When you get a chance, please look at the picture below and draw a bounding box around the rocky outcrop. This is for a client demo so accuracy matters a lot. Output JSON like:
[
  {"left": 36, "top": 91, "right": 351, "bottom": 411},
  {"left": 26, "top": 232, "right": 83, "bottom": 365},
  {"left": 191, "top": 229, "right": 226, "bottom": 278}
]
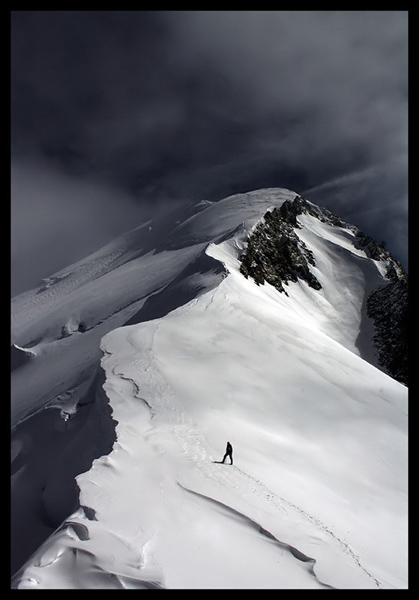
[
  {"left": 239, "top": 197, "right": 322, "bottom": 295},
  {"left": 354, "top": 231, "right": 407, "bottom": 284},
  {"left": 239, "top": 194, "right": 408, "bottom": 386},
  {"left": 352, "top": 228, "right": 408, "bottom": 385},
  {"left": 367, "top": 279, "right": 408, "bottom": 386}
]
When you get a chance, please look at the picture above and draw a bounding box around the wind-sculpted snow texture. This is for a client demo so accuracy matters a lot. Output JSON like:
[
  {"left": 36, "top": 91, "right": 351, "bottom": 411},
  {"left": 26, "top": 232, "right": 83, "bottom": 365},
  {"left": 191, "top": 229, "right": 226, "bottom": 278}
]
[
  {"left": 10, "top": 189, "right": 296, "bottom": 575},
  {"left": 12, "top": 189, "right": 408, "bottom": 588}
]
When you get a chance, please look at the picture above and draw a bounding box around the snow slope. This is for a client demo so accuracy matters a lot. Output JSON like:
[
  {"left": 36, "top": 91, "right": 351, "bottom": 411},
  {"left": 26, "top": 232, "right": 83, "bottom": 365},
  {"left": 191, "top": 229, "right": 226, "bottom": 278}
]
[
  {"left": 10, "top": 189, "right": 296, "bottom": 574},
  {"left": 11, "top": 189, "right": 296, "bottom": 427},
  {"left": 12, "top": 189, "right": 408, "bottom": 588}
]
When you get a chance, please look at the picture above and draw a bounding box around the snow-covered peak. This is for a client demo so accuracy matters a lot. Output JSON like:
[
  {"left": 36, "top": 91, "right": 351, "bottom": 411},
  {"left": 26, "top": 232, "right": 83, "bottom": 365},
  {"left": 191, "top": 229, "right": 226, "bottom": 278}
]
[
  {"left": 11, "top": 188, "right": 408, "bottom": 588},
  {"left": 11, "top": 189, "right": 296, "bottom": 426}
]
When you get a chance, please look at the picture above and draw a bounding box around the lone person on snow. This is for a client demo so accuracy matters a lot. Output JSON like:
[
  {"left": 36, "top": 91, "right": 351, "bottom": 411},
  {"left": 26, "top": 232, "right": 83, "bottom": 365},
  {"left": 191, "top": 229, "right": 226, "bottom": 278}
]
[{"left": 222, "top": 441, "right": 233, "bottom": 465}]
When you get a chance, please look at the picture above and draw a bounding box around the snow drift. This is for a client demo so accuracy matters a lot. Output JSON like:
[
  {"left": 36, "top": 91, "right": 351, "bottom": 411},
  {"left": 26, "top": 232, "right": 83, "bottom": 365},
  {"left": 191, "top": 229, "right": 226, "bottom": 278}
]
[{"left": 11, "top": 189, "right": 408, "bottom": 589}]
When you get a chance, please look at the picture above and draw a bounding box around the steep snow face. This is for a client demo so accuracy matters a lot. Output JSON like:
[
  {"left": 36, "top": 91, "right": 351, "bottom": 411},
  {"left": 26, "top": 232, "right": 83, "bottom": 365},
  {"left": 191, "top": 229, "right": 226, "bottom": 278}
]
[{"left": 13, "top": 192, "right": 407, "bottom": 589}]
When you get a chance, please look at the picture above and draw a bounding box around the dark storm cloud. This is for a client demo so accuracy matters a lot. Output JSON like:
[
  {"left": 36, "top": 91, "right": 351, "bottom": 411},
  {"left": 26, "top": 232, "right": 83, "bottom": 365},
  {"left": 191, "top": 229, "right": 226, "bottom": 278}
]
[
  {"left": 11, "top": 10, "right": 408, "bottom": 294},
  {"left": 11, "top": 159, "right": 151, "bottom": 296},
  {"left": 168, "top": 11, "right": 407, "bottom": 178},
  {"left": 13, "top": 11, "right": 406, "bottom": 186}
]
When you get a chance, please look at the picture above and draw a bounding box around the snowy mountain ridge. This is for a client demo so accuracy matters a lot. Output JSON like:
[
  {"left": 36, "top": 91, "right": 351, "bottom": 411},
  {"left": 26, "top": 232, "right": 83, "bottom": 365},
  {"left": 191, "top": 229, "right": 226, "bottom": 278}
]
[
  {"left": 237, "top": 195, "right": 407, "bottom": 384},
  {"left": 11, "top": 188, "right": 408, "bottom": 588},
  {"left": 11, "top": 189, "right": 296, "bottom": 427}
]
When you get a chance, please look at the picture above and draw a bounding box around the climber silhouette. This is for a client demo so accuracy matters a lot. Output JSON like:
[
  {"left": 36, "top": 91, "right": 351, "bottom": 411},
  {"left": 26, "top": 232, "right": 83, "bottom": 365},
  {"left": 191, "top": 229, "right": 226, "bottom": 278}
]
[{"left": 221, "top": 441, "right": 233, "bottom": 465}]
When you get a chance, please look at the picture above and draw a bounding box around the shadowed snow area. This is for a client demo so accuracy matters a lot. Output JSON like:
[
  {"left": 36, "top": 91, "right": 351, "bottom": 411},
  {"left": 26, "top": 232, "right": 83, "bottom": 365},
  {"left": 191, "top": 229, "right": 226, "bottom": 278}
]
[{"left": 12, "top": 189, "right": 407, "bottom": 589}]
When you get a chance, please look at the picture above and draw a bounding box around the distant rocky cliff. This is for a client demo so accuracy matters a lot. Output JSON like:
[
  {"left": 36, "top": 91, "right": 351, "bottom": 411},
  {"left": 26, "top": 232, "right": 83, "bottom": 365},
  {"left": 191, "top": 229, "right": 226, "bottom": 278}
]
[
  {"left": 352, "top": 221, "right": 408, "bottom": 386},
  {"left": 367, "top": 278, "right": 408, "bottom": 386}
]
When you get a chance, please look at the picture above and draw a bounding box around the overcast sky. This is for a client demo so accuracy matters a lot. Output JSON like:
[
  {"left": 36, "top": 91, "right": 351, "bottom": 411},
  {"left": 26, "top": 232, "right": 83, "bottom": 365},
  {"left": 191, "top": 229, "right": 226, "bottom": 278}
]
[{"left": 11, "top": 11, "right": 408, "bottom": 296}]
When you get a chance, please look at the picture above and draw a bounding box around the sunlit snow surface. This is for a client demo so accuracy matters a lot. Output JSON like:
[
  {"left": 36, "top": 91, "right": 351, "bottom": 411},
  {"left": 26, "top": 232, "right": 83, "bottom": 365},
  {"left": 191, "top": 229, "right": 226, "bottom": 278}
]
[{"left": 13, "top": 189, "right": 407, "bottom": 589}]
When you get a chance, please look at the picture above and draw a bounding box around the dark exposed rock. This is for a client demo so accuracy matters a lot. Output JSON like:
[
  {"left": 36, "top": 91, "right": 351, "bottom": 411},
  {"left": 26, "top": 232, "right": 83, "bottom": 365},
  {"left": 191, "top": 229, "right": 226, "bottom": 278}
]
[
  {"left": 367, "top": 279, "right": 408, "bottom": 386},
  {"left": 353, "top": 229, "right": 408, "bottom": 385},
  {"left": 354, "top": 231, "right": 407, "bottom": 285},
  {"left": 239, "top": 193, "right": 408, "bottom": 386},
  {"left": 354, "top": 231, "right": 389, "bottom": 261},
  {"left": 239, "top": 195, "right": 321, "bottom": 295}
]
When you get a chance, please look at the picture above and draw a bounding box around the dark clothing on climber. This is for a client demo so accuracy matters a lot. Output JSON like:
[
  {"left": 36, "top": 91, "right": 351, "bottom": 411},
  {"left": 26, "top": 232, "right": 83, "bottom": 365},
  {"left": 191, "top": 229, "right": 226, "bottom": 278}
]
[{"left": 222, "top": 441, "right": 233, "bottom": 465}]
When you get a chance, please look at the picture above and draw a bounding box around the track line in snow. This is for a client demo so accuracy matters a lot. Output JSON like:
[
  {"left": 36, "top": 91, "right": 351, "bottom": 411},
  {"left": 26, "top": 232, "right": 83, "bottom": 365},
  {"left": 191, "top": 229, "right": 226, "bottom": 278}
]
[
  {"left": 171, "top": 423, "right": 383, "bottom": 592},
  {"left": 178, "top": 483, "right": 335, "bottom": 589},
  {"left": 102, "top": 318, "right": 385, "bottom": 589},
  {"left": 110, "top": 358, "right": 382, "bottom": 589},
  {"left": 233, "top": 466, "right": 382, "bottom": 589}
]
